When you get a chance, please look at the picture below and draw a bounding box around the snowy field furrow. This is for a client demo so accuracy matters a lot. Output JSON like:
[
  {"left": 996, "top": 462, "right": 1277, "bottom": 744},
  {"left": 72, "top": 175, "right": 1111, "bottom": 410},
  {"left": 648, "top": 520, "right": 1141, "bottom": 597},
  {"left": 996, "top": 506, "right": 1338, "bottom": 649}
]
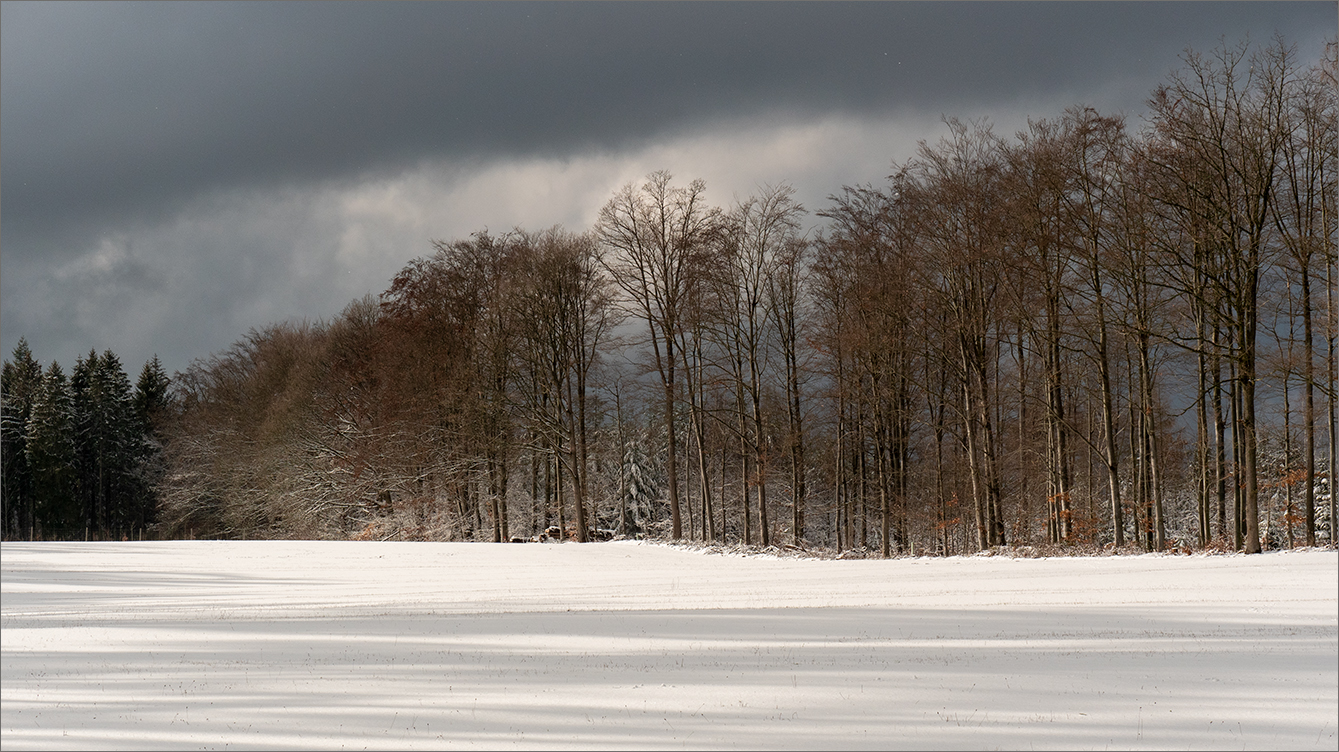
[{"left": 2, "top": 542, "right": 1335, "bottom": 750}]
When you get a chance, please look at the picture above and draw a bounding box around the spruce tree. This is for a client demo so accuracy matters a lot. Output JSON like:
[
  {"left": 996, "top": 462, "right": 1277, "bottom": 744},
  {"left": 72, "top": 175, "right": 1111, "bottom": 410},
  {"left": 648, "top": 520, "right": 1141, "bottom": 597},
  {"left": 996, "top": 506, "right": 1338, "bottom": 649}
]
[
  {"left": 2, "top": 339, "right": 43, "bottom": 538},
  {"left": 69, "top": 350, "right": 149, "bottom": 534},
  {"left": 26, "top": 362, "right": 79, "bottom": 533},
  {"left": 134, "top": 356, "right": 172, "bottom": 437},
  {"left": 620, "top": 434, "right": 658, "bottom": 536},
  {"left": 70, "top": 350, "right": 100, "bottom": 531},
  {"left": 132, "top": 355, "right": 172, "bottom": 529},
  {"left": 94, "top": 352, "right": 139, "bottom": 531}
]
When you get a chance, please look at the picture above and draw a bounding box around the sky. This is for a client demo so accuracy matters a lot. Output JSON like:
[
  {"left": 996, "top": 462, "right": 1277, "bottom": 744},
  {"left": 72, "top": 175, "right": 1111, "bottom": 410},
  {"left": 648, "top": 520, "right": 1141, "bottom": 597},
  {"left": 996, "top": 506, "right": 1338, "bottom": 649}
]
[{"left": 2, "top": 1, "right": 1334, "bottom": 378}]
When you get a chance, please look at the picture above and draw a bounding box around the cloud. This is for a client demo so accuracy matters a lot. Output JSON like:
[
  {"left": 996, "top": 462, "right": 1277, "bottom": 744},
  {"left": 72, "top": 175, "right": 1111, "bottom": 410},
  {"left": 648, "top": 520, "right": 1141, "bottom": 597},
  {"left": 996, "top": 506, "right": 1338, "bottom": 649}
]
[
  {"left": 3, "top": 1, "right": 1333, "bottom": 376},
  {"left": 6, "top": 3, "right": 1330, "bottom": 265},
  {"left": 2, "top": 111, "right": 961, "bottom": 374}
]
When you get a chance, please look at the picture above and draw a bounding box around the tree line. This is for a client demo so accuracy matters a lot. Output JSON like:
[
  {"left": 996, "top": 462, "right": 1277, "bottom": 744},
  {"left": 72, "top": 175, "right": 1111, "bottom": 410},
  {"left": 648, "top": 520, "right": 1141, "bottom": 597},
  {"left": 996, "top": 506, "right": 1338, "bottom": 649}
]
[
  {"left": 2, "top": 340, "right": 172, "bottom": 539},
  {"left": 816, "top": 38, "right": 1336, "bottom": 556},
  {"left": 5, "top": 37, "right": 1334, "bottom": 553}
]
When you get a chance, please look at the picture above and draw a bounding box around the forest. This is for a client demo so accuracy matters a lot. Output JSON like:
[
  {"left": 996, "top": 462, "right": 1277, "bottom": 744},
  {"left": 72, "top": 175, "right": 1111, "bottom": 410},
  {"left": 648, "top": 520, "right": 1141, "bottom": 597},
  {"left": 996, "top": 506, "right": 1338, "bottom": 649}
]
[
  {"left": 3, "top": 37, "right": 1336, "bottom": 555},
  {"left": 1, "top": 342, "right": 170, "bottom": 540}
]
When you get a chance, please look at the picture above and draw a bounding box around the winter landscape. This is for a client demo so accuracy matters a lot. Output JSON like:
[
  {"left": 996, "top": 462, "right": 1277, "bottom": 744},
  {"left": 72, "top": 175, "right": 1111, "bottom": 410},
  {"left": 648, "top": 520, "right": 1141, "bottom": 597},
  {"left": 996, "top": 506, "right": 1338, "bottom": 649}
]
[
  {"left": 4, "top": 5, "right": 1338, "bottom": 749},
  {"left": 3, "top": 541, "right": 1335, "bottom": 750}
]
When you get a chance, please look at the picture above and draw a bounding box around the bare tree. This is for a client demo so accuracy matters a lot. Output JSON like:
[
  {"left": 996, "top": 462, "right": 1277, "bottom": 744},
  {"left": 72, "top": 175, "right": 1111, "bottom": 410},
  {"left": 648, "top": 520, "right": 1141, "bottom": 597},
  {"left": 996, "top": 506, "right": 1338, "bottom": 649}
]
[
  {"left": 716, "top": 185, "right": 808, "bottom": 546},
  {"left": 766, "top": 206, "right": 812, "bottom": 546},
  {"left": 1061, "top": 107, "right": 1132, "bottom": 547},
  {"left": 911, "top": 119, "right": 1010, "bottom": 550},
  {"left": 1144, "top": 38, "right": 1302, "bottom": 553},
  {"left": 597, "top": 171, "right": 721, "bottom": 539},
  {"left": 1271, "top": 45, "right": 1338, "bottom": 544}
]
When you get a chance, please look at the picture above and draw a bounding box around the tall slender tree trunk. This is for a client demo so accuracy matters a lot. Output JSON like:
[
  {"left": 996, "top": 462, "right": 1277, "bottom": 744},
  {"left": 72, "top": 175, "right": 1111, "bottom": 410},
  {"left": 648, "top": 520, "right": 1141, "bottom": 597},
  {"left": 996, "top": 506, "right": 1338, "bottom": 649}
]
[
  {"left": 1212, "top": 331, "right": 1228, "bottom": 543},
  {"left": 835, "top": 353, "right": 847, "bottom": 551},
  {"left": 1284, "top": 371, "right": 1295, "bottom": 548},
  {"left": 665, "top": 339, "right": 681, "bottom": 539},
  {"left": 554, "top": 447, "right": 565, "bottom": 539},
  {"left": 1045, "top": 298, "right": 1073, "bottom": 543},
  {"left": 1196, "top": 344, "right": 1211, "bottom": 547},
  {"left": 736, "top": 372, "right": 752, "bottom": 545},
  {"left": 489, "top": 451, "right": 503, "bottom": 543},
  {"left": 530, "top": 443, "right": 539, "bottom": 536},
  {"left": 962, "top": 357, "right": 986, "bottom": 551},
  {"left": 1239, "top": 301, "right": 1263, "bottom": 555},
  {"left": 1125, "top": 338, "right": 1145, "bottom": 550},
  {"left": 874, "top": 373, "right": 891, "bottom": 558},
  {"left": 576, "top": 367, "right": 591, "bottom": 543},
  {"left": 1229, "top": 355, "right": 1243, "bottom": 550},
  {"left": 692, "top": 376, "right": 715, "bottom": 542},
  {"left": 720, "top": 442, "right": 728, "bottom": 543},
  {"left": 1089, "top": 255, "right": 1124, "bottom": 548},
  {"left": 1301, "top": 266, "right": 1317, "bottom": 545},
  {"left": 694, "top": 337, "right": 716, "bottom": 541},
  {"left": 787, "top": 342, "right": 806, "bottom": 546},
  {"left": 856, "top": 390, "right": 868, "bottom": 549},
  {"left": 750, "top": 361, "right": 770, "bottom": 548},
  {"left": 1137, "top": 333, "right": 1165, "bottom": 550},
  {"left": 1328, "top": 250, "right": 1337, "bottom": 546},
  {"left": 935, "top": 408, "right": 948, "bottom": 555},
  {"left": 1016, "top": 325, "right": 1032, "bottom": 543}
]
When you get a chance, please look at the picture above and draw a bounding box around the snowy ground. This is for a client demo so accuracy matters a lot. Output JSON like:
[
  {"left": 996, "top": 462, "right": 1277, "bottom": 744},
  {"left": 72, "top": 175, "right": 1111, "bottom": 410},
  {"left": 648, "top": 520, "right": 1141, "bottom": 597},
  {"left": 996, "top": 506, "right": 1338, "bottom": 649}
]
[{"left": 2, "top": 541, "right": 1335, "bottom": 751}]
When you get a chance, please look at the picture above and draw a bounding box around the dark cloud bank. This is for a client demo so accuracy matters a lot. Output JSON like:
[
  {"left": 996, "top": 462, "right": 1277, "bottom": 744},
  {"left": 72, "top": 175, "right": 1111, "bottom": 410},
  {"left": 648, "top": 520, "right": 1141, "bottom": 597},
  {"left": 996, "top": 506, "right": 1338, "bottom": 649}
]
[{"left": 2, "top": 1, "right": 1333, "bottom": 374}]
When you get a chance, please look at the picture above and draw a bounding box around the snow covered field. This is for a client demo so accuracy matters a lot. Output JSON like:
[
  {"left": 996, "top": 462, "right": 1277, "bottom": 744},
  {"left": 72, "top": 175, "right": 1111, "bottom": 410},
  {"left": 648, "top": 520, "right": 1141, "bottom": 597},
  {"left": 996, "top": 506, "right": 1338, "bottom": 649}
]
[{"left": 2, "top": 541, "right": 1335, "bottom": 750}]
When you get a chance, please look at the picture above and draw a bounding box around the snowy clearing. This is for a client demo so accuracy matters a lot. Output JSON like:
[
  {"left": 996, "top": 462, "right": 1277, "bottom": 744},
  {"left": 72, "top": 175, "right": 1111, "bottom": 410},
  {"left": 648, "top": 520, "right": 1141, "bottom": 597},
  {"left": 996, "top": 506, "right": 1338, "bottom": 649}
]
[{"left": 2, "top": 542, "right": 1336, "bottom": 751}]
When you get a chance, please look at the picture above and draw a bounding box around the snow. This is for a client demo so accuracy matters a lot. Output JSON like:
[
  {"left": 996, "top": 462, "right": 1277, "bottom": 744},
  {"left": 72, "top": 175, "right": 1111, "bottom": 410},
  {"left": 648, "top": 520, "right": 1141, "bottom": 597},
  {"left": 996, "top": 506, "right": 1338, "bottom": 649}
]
[{"left": 2, "top": 541, "right": 1335, "bottom": 750}]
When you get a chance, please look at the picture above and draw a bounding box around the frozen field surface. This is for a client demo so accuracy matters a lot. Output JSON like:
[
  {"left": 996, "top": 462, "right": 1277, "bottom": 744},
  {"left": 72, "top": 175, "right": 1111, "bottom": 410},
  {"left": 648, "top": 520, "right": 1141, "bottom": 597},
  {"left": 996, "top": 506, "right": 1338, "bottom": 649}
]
[{"left": 2, "top": 541, "right": 1336, "bottom": 750}]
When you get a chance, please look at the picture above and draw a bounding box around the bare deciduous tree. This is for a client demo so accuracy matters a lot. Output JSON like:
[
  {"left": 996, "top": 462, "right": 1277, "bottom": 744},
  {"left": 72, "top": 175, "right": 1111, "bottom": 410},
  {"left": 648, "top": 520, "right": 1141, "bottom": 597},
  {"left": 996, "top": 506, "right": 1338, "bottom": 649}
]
[{"left": 597, "top": 172, "right": 721, "bottom": 540}]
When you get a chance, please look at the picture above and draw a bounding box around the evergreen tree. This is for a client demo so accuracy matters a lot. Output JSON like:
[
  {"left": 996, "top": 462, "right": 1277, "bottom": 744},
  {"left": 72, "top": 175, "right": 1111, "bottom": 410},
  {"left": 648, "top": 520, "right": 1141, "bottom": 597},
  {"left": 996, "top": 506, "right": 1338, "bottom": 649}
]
[
  {"left": 70, "top": 350, "right": 100, "bottom": 530},
  {"left": 5, "top": 345, "right": 166, "bottom": 538},
  {"left": 2, "top": 338, "right": 43, "bottom": 538},
  {"left": 131, "top": 355, "right": 172, "bottom": 529},
  {"left": 134, "top": 356, "right": 172, "bottom": 438},
  {"left": 70, "top": 350, "right": 152, "bottom": 534},
  {"left": 97, "top": 352, "right": 140, "bottom": 530},
  {"left": 26, "top": 362, "right": 79, "bottom": 533},
  {"left": 620, "top": 433, "right": 658, "bottom": 536}
]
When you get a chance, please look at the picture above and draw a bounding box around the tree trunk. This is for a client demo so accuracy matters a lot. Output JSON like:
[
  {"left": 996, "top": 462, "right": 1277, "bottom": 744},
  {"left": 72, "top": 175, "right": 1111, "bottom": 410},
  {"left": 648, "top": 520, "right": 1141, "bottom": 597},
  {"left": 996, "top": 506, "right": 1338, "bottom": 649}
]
[
  {"left": 750, "top": 362, "right": 769, "bottom": 548},
  {"left": 835, "top": 353, "right": 846, "bottom": 551},
  {"left": 733, "top": 363, "right": 751, "bottom": 545},
  {"left": 1137, "top": 332, "right": 1165, "bottom": 550},
  {"left": 787, "top": 339, "right": 806, "bottom": 546},
  {"left": 1212, "top": 332, "right": 1228, "bottom": 543},
  {"left": 665, "top": 338, "right": 681, "bottom": 539},
  {"left": 692, "top": 364, "right": 716, "bottom": 542},
  {"left": 1196, "top": 343, "right": 1211, "bottom": 548},
  {"left": 575, "top": 366, "right": 590, "bottom": 543},
  {"left": 1301, "top": 265, "right": 1316, "bottom": 545},
  {"left": 875, "top": 374, "right": 891, "bottom": 558},
  {"left": 1239, "top": 303, "right": 1262, "bottom": 554},
  {"left": 1328, "top": 250, "right": 1337, "bottom": 547},
  {"left": 961, "top": 361, "right": 986, "bottom": 551}
]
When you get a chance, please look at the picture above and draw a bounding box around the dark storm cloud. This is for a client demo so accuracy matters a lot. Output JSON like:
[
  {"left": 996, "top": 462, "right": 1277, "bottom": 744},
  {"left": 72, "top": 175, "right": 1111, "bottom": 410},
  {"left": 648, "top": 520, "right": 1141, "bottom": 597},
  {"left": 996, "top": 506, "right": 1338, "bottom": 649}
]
[
  {"left": 4, "top": 1, "right": 1331, "bottom": 263},
  {"left": 3, "top": 1, "right": 1333, "bottom": 375}
]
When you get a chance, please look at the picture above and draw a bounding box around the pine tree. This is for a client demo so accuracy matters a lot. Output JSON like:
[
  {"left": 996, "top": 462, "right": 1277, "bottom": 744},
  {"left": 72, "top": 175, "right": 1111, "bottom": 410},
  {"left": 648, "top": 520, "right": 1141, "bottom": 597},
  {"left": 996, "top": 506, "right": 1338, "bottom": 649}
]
[
  {"left": 620, "top": 433, "right": 658, "bottom": 537},
  {"left": 94, "top": 351, "right": 139, "bottom": 531},
  {"left": 26, "top": 362, "right": 79, "bottom": 533},
  {"left": 2, "top": 338, "right": 43, "bottom": 538},
  {"left": 134, "top": 356, "right": 171, "bottom": 436},
  {"left": 130, "top": 355, "right": 172, "bottom": 529},
  {"left": 70, "top": 350, "right": 100, "bottom": 530},
  {"left": 70, "top": 350, "right": 155, "bottom": 535}
]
